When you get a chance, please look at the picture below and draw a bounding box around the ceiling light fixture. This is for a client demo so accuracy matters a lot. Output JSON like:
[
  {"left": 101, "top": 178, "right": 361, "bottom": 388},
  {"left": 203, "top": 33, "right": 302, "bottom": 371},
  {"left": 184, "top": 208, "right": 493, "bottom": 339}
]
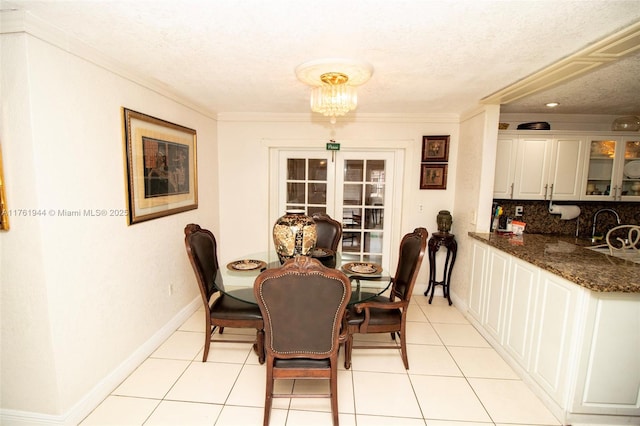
[
  {"left": 296, "top": 58, "right": 373, "bottom": 124},
  {"left": 546, "top": 102, "right": 560, "bottom": 108}
]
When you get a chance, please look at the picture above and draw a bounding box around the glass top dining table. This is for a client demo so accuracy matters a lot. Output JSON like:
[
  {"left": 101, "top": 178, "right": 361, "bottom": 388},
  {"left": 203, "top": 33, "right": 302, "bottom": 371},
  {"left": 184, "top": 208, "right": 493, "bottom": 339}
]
[{"left": 219, "top": 251, "right": 391, "bottom": 306}]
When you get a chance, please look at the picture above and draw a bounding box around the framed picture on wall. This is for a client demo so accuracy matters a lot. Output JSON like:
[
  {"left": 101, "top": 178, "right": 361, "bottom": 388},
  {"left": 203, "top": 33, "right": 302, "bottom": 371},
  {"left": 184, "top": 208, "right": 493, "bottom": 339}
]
[
  {"left": 122, "top": 108, "right": 198, "bottom": 225},
  {"left": 421, "top": 135, "right": 449, "bottom": 162},
  {"left": 420, "top": 164, "right": 448, "bottom": 190}
]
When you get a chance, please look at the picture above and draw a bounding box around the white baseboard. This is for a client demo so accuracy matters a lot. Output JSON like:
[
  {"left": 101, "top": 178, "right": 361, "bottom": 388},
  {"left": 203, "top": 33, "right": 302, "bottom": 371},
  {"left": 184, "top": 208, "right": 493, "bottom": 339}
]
[{"left": 0, "top": 297, "right": 200, "bottom": 426}]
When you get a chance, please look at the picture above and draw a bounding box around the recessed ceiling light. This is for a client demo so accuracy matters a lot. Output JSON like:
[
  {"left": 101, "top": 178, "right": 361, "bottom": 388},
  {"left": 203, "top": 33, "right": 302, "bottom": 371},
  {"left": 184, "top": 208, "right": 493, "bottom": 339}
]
[{"left": 546, "top": 102, "right": 559, "bottom": 108}]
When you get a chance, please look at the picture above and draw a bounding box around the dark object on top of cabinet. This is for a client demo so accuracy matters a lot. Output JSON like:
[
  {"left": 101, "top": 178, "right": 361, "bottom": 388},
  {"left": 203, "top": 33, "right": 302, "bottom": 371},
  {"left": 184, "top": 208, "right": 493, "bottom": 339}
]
[{"left": 517, "top": 121, "right": 551, "bottom": 130}]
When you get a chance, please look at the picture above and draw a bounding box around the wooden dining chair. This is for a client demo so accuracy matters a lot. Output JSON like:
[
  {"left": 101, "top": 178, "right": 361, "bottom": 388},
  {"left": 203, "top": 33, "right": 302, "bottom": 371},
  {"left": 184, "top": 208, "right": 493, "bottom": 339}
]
[
  {"left": 184, "top": 224, "right": 264, "bottom": 363},
  {"left": 343, "top": 227, "right": 428, "bottom": 370},
  {"left": 312, "top": 212, "right": 343, "bottom": 252},
  {"left": 253, "top": 256, "right": 351, "bottom": 426}
]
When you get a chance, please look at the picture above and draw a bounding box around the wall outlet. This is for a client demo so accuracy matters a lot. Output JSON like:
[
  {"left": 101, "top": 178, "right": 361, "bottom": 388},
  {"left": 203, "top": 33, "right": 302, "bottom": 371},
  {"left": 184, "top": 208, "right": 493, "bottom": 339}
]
[{"left": 515, "top": 206, "right": 524, "bottom": 217}]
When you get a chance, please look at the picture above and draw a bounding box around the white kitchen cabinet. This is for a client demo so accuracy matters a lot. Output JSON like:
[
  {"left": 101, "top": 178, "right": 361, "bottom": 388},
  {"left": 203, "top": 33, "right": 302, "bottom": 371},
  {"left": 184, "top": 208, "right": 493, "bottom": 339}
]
[
  {"left": 493, "top": 136, "right": 518, "bottom": 199},
  {"left": 513, "top": 136, "right": 552, "bottom": 200},
  {"left": 483, "top": 249, "right": 510, "bottom": 343},
  {"left": 468, "top": 241, "right": 488, "bottom": 321},
  {"left": 529, "top": 270, "right": 582, "bottom": 405},
  {"left": 493, "top": 132, "right": 586, "bottom": 200},
  {"left": 571, "top": 293, "right": 640, "bottom": 417},
  {"left": 548, "top": 136, "right": 586, "bottom": 200},
  {"left": 583, "top": 137, "right": 640, "bottom": 201},
  {"left": 502, "top": 258, "right": 538, "bottom": 370}
]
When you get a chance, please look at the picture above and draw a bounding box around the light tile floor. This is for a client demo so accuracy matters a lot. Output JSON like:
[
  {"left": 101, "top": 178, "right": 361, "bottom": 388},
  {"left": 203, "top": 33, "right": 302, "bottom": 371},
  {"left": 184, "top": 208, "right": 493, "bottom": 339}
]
[{"left": 80, "top": 295, "right": 561, "bottom": 426}]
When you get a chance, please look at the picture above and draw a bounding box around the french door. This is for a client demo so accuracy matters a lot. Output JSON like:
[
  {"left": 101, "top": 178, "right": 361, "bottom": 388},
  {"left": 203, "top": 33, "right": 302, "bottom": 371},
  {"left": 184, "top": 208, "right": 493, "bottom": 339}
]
[{"left": 273, "top": 149, "right": 397, "bottom": 269}]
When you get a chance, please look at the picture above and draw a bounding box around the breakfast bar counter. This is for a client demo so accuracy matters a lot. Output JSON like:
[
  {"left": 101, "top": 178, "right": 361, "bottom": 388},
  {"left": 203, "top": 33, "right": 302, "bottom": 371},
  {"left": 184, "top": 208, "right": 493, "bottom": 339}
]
[
  {"left": 468, "top": 232, "right": 639, "bottom": 292},
  {"left": 466, "top": 232, "right": 640, "bottom": 425}
]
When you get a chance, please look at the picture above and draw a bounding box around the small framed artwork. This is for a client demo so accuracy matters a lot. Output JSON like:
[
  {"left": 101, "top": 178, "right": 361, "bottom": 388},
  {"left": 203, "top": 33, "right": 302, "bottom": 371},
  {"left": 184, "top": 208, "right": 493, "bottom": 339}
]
[
  {"left": 421, "top": 135, "right": 449, "bottom": 162},
  {"left": 122, "top": 108, "right": 198, "bottom": 225},
  {"left": 420, "top": 164, "right": 448, "bottom": 190}
]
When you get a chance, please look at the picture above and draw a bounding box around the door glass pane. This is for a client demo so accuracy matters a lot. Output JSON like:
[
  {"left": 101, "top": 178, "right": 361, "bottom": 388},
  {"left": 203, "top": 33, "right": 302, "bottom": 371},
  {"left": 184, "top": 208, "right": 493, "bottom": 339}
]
[
  {"left": 343, "top": 208, "right": 362, "bottom": 229},
  {"left": 366, "top": 160, "right": 385, "bottom": 181},
  {"left": 364, "top": 232, "right": 383, "bottom": 253},
  {"left": 309, "top": 159, "right": 327, "bottom": 181},
  {"left": 343, "top": 184, "right": 362, "bottom": 205},
  {"left": 364, "top": 207, "right": 384, "bottom": 229},
  {"left": 363, "top": 254, "right": 383, "bottom": 264},
  {"left": 308, "top": 182, "right": 326, "bottom": 204},
  {"left": 365, "top": 183, "right": 385, "bottom": 205},
  {"left": 308, "top": 206, "right": 326, "bottom": 216},
  {"left": 287, "top": 158, "right": 306, "bottom": 180},
  {"left": 286, "top": 182, "right": 305, "bottom": 204},
  {"left": 341, "top": 232, "right": 361, "bottom": 254},
  {"left": 344, "top": 160, "right": 364, "bottom": 181}
]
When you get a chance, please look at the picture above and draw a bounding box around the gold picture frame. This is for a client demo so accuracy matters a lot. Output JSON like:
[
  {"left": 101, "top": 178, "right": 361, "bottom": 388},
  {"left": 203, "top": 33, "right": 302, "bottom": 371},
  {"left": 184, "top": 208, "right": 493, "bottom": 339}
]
[{"left": 122, "top": 108, "right": 198, "bottom": 225}]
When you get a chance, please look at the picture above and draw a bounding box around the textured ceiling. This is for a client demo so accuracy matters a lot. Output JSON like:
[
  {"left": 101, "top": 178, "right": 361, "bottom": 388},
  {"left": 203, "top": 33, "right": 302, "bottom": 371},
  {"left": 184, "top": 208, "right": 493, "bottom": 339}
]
[
  {"left": 500, "top": 51, "right": 640, "bottom": 115},
  {"left": 2, "top": 0, "right": 640, "bottom": 117}
]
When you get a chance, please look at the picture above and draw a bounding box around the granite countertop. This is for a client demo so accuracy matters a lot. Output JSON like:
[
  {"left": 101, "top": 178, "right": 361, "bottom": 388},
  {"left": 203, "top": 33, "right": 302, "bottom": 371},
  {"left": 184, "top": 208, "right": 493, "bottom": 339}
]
[{"left": 469, "top": 232, "right": 639, "bottom": 293}]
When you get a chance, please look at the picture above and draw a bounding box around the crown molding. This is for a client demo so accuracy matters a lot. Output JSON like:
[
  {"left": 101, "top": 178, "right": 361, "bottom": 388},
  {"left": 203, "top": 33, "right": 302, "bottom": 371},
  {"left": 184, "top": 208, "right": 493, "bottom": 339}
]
[
  {"left": 217, "top": 112, "right": 460, "bottom": 124},
  {"left": 482, "top": 20, "right": 640, "bottom": 105},
  {"left": 1, "top": 9, "right": 218, "bottom": 120}
]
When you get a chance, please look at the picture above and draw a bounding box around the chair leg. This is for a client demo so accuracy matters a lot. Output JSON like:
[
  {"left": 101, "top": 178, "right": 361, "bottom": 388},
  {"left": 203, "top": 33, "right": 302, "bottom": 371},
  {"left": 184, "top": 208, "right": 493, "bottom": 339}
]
[
  {"left": 330, "top": 361, "right": 339, "bottom": 426},
  {"left": 263, "top": 363, "right": 274, "bottom": 426},
  {"left": 202, "top": 322, "right": 213, "bottom": 362},
  {"left": 344, "top": 333, "right": 353, "bottom": 369},
  {"left": 256, "top": 329, "right": 265, "bottom": 364},
  {"left": 399, "top": 329, "right": 409, "bottom": 369}
]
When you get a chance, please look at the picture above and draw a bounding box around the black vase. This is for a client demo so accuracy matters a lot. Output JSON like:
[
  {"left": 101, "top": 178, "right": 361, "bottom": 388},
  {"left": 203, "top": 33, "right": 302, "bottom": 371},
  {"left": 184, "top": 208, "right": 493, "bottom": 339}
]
[{"left": 437, "top": 210, "right": 452, "bottom": 233}]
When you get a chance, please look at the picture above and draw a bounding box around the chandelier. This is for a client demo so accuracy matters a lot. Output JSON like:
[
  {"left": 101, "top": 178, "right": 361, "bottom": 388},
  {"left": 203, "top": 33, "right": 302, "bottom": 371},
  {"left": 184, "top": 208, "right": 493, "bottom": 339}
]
[{"left": 296, "top": 58, "right": 373, "bottom": 124}]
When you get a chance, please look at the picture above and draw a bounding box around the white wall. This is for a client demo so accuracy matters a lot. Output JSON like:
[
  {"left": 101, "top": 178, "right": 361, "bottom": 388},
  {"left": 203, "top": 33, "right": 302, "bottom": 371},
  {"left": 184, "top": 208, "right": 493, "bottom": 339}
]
[
  {"left": 0, "top": 33, "right": 218, "bottom": 420},
  {"left": 451, "top": 105, "right": 500, "bottom": 304},
  {"left": 216, "top": 114, "right": 462, "bottom": 293}
]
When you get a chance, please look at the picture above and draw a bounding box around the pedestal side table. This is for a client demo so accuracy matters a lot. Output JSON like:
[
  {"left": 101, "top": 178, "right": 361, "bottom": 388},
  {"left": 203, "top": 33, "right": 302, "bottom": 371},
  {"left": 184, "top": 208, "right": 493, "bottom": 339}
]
[{"left": 424, "top": 232, "right": 457, "bottom": 305}]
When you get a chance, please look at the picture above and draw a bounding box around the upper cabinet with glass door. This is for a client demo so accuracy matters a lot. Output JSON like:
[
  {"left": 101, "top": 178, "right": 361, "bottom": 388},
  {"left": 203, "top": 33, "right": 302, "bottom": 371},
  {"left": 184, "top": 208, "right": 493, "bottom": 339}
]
[
  {"left": 618, "top": 138, "right": 640, "bottom": 200},
  {"left": 583, "top": 137, "right": 640, "bottom": 201}
]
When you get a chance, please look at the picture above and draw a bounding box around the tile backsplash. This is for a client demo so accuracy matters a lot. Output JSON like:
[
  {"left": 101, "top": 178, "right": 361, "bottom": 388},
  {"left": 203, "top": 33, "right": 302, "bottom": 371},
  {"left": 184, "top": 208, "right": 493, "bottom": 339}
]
[{"left": 492, "top": 199, "right": 640, "bottom": 238}]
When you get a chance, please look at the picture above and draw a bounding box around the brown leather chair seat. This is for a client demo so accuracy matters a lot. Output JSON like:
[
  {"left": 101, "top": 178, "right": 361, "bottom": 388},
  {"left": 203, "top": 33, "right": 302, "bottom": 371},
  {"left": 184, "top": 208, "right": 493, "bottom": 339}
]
[{"left": 210, "top": 295, "right": 264, "bottom": 320}]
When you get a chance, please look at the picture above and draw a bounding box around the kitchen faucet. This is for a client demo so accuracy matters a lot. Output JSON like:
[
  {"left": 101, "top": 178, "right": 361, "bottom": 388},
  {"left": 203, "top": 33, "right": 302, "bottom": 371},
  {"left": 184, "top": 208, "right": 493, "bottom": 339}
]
[{"left": 591, "top": 208, "right": 621, "bottom": 242}]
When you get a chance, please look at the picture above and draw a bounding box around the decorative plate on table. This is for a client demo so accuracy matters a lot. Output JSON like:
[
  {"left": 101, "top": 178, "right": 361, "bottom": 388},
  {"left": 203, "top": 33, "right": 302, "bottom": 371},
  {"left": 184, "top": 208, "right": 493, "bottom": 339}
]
[
  {"left": 342, "top": 262, "right": 383, "bottom": 275},
  {"left": 624, "top": 160, "right": 640, "bottom": 178},
  {"left": 227, "top": 259, "right": 266, "bottom": 271},
  {"left": 310, "top": 248, "right": 335, "bottom": 258}
]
